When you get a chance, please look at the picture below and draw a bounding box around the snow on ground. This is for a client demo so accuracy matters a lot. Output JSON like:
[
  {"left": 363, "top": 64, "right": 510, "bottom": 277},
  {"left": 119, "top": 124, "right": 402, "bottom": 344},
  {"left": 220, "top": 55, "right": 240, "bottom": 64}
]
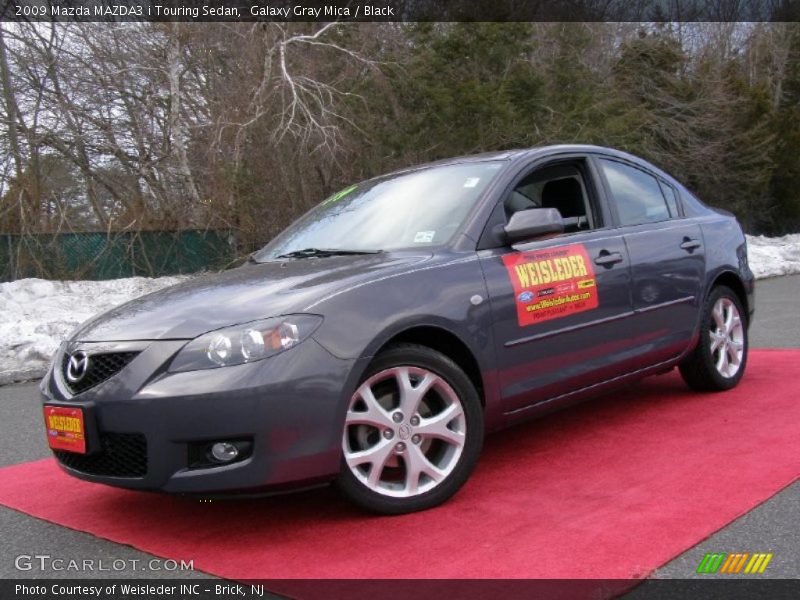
[
  {"left": 0, "top": 275, "right": 191, "bottom": 385},
  {"left": 0, "top": 234, "right": 799, "bottom": 384},
  {"left": 745, "top": 234, "right": 800, "bottom": 280}
]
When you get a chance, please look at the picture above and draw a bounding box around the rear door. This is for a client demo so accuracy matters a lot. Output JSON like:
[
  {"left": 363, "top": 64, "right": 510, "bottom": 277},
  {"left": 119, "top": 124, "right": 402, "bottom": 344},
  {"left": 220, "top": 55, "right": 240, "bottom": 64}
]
[
  {"left": 595, "top": 157, "right": 705, "bottom": 364},
  {"left": 477, "top": 156, "right": 636, "bottom": 414}
]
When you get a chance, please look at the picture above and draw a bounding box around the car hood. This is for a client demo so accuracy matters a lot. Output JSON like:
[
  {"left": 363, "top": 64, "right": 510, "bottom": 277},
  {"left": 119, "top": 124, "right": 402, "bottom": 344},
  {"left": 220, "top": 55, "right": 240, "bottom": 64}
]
[{"left": 71, "top": 251, "right": 432, "bottom": 342}]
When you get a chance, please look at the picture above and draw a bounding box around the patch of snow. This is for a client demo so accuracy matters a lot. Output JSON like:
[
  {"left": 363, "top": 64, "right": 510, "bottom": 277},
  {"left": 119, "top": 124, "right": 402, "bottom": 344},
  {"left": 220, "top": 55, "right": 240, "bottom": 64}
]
[
  {"left": 746, "top": 234, "right": 800, "bottom": 280},
  {"left": 0, "top": 275, "right": 191, "bottom": 385}
]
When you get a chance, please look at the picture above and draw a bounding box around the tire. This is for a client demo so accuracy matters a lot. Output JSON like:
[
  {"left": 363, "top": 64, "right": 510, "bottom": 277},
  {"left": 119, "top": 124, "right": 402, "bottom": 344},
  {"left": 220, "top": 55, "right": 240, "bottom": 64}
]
[
  {"left": 336, "top": 343, "right": 484, "bottom": 515},
  {"left": 679, "top": 285, "right": 748, "bottom": 392}
]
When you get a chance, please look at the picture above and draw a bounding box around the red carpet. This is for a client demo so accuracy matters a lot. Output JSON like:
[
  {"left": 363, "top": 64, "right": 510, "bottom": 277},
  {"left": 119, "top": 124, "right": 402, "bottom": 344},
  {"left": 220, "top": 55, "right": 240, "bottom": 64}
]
[{"left": 0, "top": 349, "right": 798, "bottom": 587}]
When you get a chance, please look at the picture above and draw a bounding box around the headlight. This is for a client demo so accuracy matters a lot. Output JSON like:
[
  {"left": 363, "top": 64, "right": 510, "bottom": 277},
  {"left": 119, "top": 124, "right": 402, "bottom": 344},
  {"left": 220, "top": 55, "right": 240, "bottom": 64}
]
[{"left": 169, "top": 315, "right": 323, "bottom": 372}]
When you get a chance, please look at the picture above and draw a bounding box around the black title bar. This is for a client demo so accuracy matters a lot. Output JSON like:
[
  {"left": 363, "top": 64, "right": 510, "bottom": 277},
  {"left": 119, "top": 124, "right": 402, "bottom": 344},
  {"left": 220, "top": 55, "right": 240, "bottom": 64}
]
[{"left": 3, "top": 0, "right": 800, "bottom": 23}]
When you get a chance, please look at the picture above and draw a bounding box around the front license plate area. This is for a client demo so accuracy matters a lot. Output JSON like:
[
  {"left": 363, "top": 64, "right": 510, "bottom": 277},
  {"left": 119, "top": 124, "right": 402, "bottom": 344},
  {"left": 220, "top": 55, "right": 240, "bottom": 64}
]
[{"left": 44, "top": 405, "right": 86, "bottom": 454}]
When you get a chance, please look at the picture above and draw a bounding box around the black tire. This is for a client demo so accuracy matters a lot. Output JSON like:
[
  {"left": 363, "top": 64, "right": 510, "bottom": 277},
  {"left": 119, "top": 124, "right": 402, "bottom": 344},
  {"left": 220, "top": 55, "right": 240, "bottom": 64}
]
[
  {"left": 336, "top": 343, "right": 484, "bottom": 515},
  {"left": 679, "top": 285, "right": 748, "bottom": 392}
]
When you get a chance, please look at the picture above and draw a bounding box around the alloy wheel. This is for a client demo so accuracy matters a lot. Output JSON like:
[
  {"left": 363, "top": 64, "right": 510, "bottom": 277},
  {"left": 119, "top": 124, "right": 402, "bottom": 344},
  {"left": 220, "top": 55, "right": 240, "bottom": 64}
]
[
  {"left": 708, "top": 296, "right": 744, "bottom": 378},
  {"left": 342, "top": 366, "right": 467, "bottom": 498}
]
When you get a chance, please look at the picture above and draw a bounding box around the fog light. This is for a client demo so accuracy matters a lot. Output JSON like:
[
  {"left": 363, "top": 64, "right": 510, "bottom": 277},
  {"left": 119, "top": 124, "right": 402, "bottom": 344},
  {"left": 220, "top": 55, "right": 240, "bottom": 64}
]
[{"left": 210, "top": 442, "right": 239, "bottom": 462}]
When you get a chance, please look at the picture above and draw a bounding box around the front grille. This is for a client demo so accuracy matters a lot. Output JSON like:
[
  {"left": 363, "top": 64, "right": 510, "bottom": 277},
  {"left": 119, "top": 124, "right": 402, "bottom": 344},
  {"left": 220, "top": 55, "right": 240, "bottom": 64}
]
[
  {"left": 63, "top": 351, "right": 139, "bottom": 395},
  {"left": 54, "top": 433, "right": 147, "bottom": 478}
]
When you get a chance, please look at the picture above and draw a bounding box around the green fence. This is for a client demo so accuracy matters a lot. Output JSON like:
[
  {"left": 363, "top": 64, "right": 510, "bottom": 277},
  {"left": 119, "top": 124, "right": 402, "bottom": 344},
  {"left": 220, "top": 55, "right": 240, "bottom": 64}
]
[{"left": 0, "top": 230, "right": 236, "bottom": 282}]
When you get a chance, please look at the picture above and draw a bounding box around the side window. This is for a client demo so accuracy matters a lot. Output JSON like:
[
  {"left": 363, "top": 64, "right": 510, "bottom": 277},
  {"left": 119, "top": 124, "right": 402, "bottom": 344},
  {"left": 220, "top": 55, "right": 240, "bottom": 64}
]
[
  {"left": 503, "top": 162, "right": 597, "bottom": 233},
  {"left": 659, "top": 181, "right": 681, "bottom": 218},
  {"left": 599, "top": 159, "right": 671, "bottom": 226}
]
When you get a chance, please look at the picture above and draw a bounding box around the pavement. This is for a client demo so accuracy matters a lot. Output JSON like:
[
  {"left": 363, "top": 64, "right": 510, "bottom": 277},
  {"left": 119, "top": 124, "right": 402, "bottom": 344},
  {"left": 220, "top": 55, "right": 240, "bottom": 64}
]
[{"left": 0, "top": 275, "right": 797, "bottom": 584}]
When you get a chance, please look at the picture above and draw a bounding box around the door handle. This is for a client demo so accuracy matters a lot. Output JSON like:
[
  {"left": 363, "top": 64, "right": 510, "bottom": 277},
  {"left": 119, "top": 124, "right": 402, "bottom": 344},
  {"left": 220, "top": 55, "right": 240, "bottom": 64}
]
[
  {"left": 680, "top": 238, "right": 702, "bottom": 252},
  {"left": 594, "top": 251, "right": 624, "bottom": 267}
]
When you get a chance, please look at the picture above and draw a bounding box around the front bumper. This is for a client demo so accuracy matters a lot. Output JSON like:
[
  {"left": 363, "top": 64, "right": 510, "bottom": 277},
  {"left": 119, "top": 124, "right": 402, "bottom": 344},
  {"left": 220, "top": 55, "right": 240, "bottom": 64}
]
[{"left": 41, "top": 338, "right": 361, "bottom": 494}]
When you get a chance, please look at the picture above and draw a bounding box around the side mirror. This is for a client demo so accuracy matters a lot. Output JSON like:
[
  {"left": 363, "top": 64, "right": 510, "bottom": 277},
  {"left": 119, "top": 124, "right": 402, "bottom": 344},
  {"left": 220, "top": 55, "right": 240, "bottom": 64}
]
[{"left": 503, "top": 208, "right": 564, "bottom": 245}]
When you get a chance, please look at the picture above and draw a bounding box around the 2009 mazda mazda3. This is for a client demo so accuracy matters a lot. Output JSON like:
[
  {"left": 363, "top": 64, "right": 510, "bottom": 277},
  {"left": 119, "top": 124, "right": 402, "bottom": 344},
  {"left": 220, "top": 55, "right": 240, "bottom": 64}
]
[{"left": 41, "top": 145, "right": 754, "bottom": 514}]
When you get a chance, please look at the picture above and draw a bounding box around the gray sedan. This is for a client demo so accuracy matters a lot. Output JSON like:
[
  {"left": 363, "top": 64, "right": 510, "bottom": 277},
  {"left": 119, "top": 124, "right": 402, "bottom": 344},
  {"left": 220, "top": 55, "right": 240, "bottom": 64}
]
[{"left": 41, "top": 145, "right": 754, "bottom": 514}]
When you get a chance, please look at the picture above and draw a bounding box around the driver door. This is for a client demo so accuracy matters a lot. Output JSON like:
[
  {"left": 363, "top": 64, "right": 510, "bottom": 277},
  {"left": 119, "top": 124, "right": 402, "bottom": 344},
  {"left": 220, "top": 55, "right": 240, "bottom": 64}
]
[{"left": 477, "top": 157, "right": 636, "bottom": 415}]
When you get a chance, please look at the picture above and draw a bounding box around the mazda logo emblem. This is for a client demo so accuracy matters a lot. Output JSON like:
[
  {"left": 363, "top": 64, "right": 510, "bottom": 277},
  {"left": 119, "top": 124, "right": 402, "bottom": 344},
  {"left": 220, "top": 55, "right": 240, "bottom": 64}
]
[{"left": 66, "top": 351, "right": 90, "bottom": 383}]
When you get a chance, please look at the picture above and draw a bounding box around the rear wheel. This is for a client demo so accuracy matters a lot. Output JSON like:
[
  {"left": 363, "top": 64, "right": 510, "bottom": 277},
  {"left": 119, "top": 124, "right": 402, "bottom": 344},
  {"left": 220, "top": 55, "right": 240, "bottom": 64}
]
[
  {"left": 679, "top": 285, "right": 748, "bottom": 391},
  {"left": 336, "top": 344, "right": 483, "bottom": 514}
]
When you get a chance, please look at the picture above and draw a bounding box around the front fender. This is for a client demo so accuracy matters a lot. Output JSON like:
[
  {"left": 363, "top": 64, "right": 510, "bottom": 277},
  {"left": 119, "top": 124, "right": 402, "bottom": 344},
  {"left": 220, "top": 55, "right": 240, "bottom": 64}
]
[
  {"left": 309, "top": 251, "right": 505, "bottom": 431},
  {"left": 310, "top": 252, "right": 492, "bottom": 361}
]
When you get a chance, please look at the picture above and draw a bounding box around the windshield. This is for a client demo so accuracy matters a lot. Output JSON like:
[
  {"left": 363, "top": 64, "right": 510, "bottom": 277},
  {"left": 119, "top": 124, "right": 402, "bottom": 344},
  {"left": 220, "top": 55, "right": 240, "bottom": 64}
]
[{"left": 252, "top": 161, "right": 504, "bottom": 261}]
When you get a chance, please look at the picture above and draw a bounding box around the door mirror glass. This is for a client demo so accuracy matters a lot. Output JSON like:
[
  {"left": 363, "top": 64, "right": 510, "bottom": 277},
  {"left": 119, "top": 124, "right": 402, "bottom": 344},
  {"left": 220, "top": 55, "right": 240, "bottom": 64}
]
[{"left": 503, "top": 208, "right": 564, "bottom": 245}]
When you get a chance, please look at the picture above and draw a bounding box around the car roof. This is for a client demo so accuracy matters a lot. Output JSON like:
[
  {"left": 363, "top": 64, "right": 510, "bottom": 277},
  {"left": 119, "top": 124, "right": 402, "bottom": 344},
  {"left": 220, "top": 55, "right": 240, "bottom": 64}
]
[{"left": 387, "top": 145, "right": 672, "bottom": 179}]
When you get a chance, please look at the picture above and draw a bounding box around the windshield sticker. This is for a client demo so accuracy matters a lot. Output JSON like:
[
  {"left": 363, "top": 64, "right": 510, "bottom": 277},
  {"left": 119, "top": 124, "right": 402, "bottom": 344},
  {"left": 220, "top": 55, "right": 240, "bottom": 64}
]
[
  {"left": 321, "top": 184, "right": 358, "bottom": 206},
  {"left": 463, "top": 177, "right": 481, "bottom": 188},
  {"left": 413, "top": 231, "right": 436, "bottom": 243},
  {"left": 502, "top": 243, "right": 599, "bottom": 326}
]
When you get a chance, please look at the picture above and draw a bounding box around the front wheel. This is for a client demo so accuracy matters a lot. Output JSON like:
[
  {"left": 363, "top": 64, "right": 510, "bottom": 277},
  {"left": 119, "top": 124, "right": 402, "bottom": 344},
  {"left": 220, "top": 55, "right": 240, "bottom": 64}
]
[
  {"left": 679, "top": 285, "right": 748, "bottom": 392},
  {"left": 336, "top": 343, "right": 483, "bottom": 515}
]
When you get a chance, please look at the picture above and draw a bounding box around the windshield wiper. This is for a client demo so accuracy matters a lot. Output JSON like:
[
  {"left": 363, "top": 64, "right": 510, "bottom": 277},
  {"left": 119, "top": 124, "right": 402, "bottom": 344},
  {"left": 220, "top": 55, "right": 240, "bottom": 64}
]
[{"left": 275, "top": 248, "right": 382, "bottom": 260}]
